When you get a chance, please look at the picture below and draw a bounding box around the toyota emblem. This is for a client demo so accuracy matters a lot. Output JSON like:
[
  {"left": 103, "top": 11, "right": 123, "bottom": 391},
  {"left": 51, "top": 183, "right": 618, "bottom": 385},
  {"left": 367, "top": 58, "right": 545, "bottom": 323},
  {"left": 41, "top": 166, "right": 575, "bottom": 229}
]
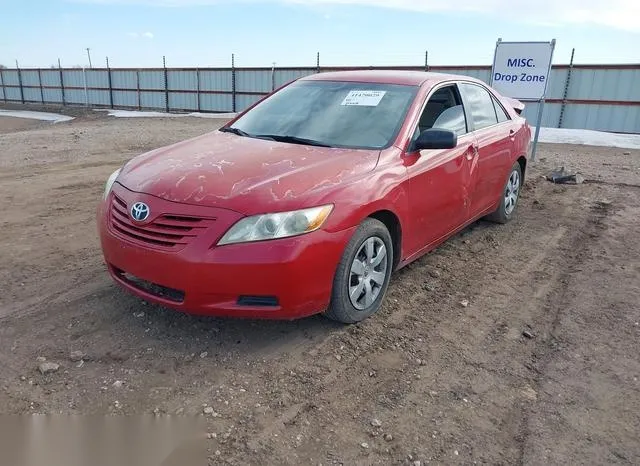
[{"left": 130, "top": 202, "right": 150, "bottom": 222}]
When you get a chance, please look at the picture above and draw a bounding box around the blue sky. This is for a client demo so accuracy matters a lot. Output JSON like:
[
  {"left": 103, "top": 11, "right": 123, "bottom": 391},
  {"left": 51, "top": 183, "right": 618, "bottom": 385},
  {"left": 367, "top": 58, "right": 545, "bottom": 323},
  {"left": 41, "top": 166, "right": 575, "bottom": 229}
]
[{"left": 2, "top": 0, "right": 638, "bottom": 68}]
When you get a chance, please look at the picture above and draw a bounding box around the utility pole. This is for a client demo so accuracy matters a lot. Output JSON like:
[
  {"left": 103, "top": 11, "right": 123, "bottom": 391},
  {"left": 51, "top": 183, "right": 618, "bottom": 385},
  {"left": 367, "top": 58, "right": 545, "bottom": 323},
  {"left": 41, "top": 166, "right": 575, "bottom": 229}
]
[{"left": 86, "top": 48, "right": 92, "bottom": 68}]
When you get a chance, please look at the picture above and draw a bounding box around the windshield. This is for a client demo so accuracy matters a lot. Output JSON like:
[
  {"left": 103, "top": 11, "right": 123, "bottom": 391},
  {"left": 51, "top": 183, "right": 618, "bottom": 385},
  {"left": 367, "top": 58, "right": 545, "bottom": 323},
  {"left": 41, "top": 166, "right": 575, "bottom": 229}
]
[{"left": 227, "top": 81, "right": 418, "bottom": 149}]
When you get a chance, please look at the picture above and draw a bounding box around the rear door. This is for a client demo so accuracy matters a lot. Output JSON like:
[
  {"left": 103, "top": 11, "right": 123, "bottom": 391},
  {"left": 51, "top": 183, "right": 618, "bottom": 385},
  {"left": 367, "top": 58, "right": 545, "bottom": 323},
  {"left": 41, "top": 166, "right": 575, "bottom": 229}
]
[{"left": 458, "top": 82, "right": 514, "bottom": 217}]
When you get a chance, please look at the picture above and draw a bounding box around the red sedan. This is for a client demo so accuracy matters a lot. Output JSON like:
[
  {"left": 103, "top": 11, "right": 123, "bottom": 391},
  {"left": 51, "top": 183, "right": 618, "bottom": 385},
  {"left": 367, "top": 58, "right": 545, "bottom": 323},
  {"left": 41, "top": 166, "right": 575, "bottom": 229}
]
[{"left": 98, "top": 71, "right": 531, "bottom": 323}]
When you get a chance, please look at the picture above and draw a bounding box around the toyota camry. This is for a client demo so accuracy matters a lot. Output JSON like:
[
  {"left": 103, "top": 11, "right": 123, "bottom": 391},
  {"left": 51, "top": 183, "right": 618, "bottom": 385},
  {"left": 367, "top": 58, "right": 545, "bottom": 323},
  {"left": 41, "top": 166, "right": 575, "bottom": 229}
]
[{"left": 98, "top": 70, "right": 531, "bottom": 323}]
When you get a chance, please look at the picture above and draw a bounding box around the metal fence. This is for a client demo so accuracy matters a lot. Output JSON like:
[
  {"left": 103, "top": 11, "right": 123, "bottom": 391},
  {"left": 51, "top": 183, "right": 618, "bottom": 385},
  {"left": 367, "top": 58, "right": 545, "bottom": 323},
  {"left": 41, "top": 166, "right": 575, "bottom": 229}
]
[{"left": 1, "top": 62, "right": 638, "bottom": 133}]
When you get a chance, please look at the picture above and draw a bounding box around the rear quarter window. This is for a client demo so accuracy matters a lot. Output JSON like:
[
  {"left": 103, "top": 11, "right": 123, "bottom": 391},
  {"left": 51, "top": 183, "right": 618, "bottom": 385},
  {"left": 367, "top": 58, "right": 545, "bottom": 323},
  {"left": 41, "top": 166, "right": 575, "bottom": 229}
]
[
  {"left": 458, "top": 83, "right": 499, "bottom": 131},
  {"left": 492, "top": 95, "right": 510, "bottom": 123}
]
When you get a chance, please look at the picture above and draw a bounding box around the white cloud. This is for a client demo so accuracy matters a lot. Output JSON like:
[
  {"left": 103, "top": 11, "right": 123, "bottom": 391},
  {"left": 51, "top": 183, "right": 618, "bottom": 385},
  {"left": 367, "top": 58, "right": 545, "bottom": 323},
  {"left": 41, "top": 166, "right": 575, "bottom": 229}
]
[
  {"left": 126, "top": 31, "right": 154, "bottom": 39},
  {"left": 73, "top": 0, "right": 640, "bottom": 32}
]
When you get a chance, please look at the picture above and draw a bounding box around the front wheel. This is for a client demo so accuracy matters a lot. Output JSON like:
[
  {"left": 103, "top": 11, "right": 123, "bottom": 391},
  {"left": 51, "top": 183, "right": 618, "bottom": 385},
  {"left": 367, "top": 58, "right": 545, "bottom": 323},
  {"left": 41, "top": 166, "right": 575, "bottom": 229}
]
[
  {"left": 324, "top": 218, "right": 393, "bottom": 324},
  {"left": 485, "top": 161, "right": 522, "bottom": 224}
]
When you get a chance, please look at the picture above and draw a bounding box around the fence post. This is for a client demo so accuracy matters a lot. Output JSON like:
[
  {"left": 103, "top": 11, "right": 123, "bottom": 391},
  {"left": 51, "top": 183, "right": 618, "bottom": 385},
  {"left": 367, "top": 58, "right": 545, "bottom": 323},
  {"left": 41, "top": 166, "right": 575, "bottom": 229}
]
[
  {"left": 163, "top": 56, "right": 169, "bottom": 113},
  {"left": 136, "top": 69, "right": 141, "bottom": 110},
  {"left": 106, "top": 56, "right": 114, "bottom": 109},
  {"left": 196, "top": 67, "right": 201, "bottom": 113},
  {"left": 0, "top": 68, "right": 6, "bottom": 103},
  {"left": 82, "top": 67, "right": 89, "bottom": 107},
  {"left": 425, "top": 51, "right": 429, "bottom": 72},
  {"left": 271, "top": 62, "right": 276, "bottom": 91},
  {"left": 58, "top": 58, "right": 66, "bottom": 106},
  {"left": 231, "top": 53, "right": 236, "bottom": 113},
  {"left": 558, "top": 48, "right": 575, "bottom": 129},
  {"left": 16, "top": 60, "right": 25, "bottom": 104},
  {"left": 37, "top": 68, "right": 44, "bottom": 103},
  {"left": 316, "top": 52, "right": 320, "bottom": 73}
]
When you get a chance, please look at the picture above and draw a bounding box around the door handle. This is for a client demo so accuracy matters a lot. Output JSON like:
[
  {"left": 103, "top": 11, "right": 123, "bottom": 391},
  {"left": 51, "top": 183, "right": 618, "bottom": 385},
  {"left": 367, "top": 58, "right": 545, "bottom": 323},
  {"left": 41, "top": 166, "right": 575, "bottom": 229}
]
[{"left": 465, "top": 144, "right": 478, "bottom": 161}]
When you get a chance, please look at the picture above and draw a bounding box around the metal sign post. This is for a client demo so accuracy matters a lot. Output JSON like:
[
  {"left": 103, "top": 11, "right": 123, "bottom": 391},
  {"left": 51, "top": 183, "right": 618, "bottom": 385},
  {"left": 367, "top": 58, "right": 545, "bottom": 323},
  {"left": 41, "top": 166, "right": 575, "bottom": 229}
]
[
  {"left": 530, "top": 99, "right": 546, "bottom": 162},
  {"left": 490, "top": 38, "right": 555, "bottom": 162}
]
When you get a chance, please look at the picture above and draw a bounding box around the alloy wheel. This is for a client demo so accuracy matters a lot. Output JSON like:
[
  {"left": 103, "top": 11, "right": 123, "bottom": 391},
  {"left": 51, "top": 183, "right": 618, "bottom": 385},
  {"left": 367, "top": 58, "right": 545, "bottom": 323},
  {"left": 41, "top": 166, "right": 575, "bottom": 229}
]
[
  {"left": 348, "top": 237, "right": 388, "bottom": 310},
  {"left": 504, "top": 169, "right": 520, "bottom": 215}
]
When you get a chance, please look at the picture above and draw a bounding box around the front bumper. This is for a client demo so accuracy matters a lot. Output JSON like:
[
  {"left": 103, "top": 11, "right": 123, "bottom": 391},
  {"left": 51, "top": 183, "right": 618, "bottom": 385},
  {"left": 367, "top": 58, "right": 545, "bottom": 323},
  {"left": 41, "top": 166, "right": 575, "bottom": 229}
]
[{"left": 98, "top": 185, "right": 354, "bottom": 319}]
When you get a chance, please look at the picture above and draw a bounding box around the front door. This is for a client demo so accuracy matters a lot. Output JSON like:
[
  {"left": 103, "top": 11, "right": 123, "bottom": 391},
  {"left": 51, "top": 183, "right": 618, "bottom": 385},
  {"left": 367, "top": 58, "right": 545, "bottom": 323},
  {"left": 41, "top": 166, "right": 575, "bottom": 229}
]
[{"left": 403, "top": 84, "right": 477, "bottom": 258}]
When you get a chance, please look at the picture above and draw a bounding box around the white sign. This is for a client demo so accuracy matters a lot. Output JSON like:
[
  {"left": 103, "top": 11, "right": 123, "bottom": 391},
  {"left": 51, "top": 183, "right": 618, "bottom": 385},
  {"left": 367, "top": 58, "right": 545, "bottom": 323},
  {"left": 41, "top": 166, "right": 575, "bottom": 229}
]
[
  {"left": 341, "top": 90, "right": 386, "bottom": 107},
  {"left": 490, "top": 41, "right": 554, "bottom": 100}
]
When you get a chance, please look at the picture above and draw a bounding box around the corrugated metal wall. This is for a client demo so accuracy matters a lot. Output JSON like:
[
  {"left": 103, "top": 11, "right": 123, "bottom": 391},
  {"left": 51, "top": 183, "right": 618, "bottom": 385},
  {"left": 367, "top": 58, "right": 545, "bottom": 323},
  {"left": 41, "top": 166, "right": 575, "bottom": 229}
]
[
  {"left": 111, "top": 70, "right": 137, "bottom": 88},
  {"left": 40, "top": 70, "right": 61, "bottom": 86},
  {"left": 236, "top": 70, "right": 272, "bottom": 93},
  {"left": 139, "top": 71, "right": 165, "bottom": 90},
  {"left": 113, "top": 90, "right": 137, "bottom": 108},
  {"left": 1, "top": 65, "right": 638, "bottom": 133},
  {"left": 200, "top": 70, "right": 233, "bottom": 91}
]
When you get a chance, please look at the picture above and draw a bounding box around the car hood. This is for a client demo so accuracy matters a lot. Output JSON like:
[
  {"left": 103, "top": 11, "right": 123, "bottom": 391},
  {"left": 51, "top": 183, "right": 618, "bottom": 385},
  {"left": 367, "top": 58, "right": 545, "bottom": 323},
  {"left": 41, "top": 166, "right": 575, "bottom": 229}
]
[{"left": 117, "top": 131, "right": 380, "bottom": 215}]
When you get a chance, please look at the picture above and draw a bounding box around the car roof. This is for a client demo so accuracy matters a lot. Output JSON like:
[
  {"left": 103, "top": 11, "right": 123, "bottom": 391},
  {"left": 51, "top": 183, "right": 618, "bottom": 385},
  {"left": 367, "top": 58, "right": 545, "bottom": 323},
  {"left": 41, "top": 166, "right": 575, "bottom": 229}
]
[{"left": 300, "top": 70, "right": 484, "bottom": 87}]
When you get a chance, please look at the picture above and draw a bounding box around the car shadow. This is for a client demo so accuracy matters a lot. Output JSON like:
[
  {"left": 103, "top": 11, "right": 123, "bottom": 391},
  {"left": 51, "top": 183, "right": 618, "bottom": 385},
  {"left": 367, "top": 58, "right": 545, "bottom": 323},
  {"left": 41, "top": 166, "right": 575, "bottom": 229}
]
[
  {"left": 107, "top": 288, "right": 344, "bottom": 361},
  {"left": 98, "top": 218, "right": 498, "bottom": 360}
]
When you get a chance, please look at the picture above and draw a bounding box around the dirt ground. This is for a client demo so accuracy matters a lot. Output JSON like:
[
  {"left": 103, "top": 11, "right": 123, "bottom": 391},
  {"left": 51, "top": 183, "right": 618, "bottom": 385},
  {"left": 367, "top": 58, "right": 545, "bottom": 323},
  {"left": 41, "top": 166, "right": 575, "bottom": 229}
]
[
  {"left": 0, "top": 106, "right": 639, "bottom": 465},
  {"left": 0, "top": 116, "right": 48, "bottom": 134}
]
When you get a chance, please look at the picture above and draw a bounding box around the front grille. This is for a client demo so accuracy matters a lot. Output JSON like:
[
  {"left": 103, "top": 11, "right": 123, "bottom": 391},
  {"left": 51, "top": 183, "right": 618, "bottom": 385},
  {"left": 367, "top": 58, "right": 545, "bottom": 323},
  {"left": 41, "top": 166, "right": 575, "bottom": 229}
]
[
  {"left": 109, "top": 193, "right": 215, "bottom": 250},
  {"left": 114, "top": 268, "right": 185, "bottom": 303}
]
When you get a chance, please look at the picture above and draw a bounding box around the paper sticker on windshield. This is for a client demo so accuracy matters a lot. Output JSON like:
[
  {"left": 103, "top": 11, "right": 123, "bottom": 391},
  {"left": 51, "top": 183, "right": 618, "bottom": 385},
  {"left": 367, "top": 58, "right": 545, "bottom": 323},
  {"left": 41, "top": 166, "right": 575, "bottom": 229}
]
[{"left": 341, "top": 90, "right": 386, "bottom": 107}]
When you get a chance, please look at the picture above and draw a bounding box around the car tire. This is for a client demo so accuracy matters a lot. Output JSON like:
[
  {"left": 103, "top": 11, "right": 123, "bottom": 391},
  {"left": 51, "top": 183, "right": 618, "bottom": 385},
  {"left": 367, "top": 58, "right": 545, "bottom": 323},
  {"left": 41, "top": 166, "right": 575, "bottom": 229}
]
[
  {"left": 485, "top": 161, "right": 522, "bottom": 224},
  {"left": 324, "top": 218, "right": 394, "bottom": 324}
]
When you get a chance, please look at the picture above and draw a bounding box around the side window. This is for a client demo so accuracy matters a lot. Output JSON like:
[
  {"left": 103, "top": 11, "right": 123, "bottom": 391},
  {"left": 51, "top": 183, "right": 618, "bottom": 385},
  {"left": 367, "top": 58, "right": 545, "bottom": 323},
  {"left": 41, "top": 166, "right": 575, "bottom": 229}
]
[
  {"left": 492, "top": 95, "right": 510, "bottom": 123},
  {"left": 458, "top": 83, "right": 498, "bottom": 131},
  {"left": 416, "top": 85, "right": 468, "bottom": 137}
]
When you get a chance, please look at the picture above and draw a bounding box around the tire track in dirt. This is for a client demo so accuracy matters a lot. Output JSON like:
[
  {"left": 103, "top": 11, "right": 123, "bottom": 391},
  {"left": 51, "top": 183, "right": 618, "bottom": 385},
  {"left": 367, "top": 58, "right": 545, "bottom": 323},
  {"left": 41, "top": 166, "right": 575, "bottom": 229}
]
[
  {"left": 518, "top": 186, "right": 640, "bottom": 465},
  {"left": 203, "top": 180, "right": 611, "bottom": 465},
  {"left": 513, "top": 195, "right": 618, "bottom": 465}
]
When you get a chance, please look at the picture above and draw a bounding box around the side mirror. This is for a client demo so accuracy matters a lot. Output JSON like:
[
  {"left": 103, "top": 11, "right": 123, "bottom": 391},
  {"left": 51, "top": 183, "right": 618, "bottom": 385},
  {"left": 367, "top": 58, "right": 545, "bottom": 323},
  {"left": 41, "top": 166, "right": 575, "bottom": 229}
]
[{"left": 413, "top": 128, "right": 457, "bottom": 151}]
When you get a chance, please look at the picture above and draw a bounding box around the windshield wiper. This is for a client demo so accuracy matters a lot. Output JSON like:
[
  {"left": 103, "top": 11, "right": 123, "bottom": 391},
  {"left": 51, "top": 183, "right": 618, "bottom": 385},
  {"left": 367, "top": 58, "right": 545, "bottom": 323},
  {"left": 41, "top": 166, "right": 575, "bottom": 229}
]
[
  {"left": 221, "top": 128, "right": 333, "bottom": 147},
  {"left": 219, "top": 127, "right": 252, "bottom": 137},
  {"left": 254, "top": 134, "right": 334, "bottom": 148}
]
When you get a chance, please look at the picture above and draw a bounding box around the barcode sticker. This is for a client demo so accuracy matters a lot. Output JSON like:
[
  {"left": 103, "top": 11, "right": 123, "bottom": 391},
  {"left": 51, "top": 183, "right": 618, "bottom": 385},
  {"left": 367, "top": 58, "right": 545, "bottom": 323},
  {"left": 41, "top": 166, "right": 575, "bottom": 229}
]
[{"left": 341, "top": 90, "right": 386, "bottom": 107}]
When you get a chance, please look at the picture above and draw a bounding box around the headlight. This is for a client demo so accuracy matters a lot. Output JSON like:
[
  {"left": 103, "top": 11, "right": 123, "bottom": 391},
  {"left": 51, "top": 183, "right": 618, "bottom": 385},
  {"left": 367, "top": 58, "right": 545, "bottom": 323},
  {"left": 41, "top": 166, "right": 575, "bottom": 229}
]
[
  {"left": 104, "top": 168, "right": 121, "bottom": 199},
  {"left": 217, "top": 204, "right": 333, "bottom": 245}
]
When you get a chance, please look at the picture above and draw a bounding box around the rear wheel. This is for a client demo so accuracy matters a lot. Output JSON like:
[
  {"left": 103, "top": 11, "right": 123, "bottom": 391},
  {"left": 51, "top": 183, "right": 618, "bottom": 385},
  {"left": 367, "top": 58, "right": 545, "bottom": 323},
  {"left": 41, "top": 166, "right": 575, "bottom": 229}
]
[
  {"left": 485, "top": 161, "right": 522, "bottom": 224},
  {"left": 324, "top": 218, "right": 393, "bottom": 324}
]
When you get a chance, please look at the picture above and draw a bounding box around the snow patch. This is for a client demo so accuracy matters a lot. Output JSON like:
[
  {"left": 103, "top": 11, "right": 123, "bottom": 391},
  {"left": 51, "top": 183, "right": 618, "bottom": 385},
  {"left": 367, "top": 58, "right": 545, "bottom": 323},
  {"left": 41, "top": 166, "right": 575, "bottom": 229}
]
[
  {"left": 534, "top": 127, "right": 640, "bottom": 150},
  {"left": 101, "top": 115, "right": 638, "bottom": 149},
  {"left": 100, "top": 109, "right": 237, "bottom": 119},
  {"left": 2, "top": 108, "right": 637, "bottom": 151},
  {"left": 0, "top": 109, "right": 74, "bottom": 123}
]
